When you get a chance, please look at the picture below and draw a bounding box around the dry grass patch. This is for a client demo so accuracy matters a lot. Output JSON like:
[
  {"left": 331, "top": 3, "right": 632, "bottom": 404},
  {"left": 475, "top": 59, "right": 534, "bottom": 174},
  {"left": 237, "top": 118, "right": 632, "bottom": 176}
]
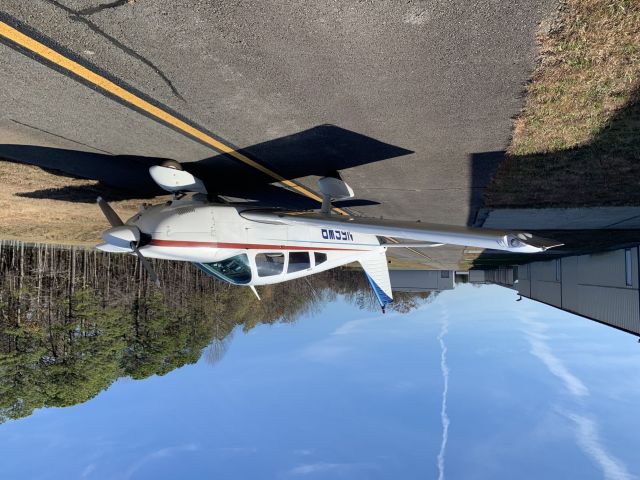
[
  {"left": 511, "top": 0, "right": 639, "bottom": 155},
  {"left": 0, "top": 160, "right": 164, "bottom": 245},
  {"left": 486, "top": 0, "right": 640, "bottom": 208}
]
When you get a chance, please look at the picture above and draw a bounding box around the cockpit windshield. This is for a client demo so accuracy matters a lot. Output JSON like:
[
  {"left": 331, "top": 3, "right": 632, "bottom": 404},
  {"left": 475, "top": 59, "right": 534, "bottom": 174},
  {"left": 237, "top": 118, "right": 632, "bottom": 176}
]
[{"left": 194, "top": 254, "right": 252, "bottom": 285}]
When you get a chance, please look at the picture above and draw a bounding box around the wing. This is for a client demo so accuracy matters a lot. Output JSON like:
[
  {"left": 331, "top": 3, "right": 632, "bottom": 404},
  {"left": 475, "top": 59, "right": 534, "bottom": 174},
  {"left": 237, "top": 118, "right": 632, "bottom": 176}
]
[{"left": 240, "top": 210, "right": 563, "bottom": 253}]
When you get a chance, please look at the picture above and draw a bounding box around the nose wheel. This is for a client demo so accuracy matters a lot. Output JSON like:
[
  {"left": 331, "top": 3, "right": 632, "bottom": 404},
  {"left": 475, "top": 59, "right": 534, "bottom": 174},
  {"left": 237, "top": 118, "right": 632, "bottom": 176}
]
[
  {"left": 160, "top": 159, "right": 183, "bottom": 170},
  {"left": 318, "top": 176, "right": 354, "bottom": 215},
  {"left": 149, "top": 160, "right": 208, "bottom": 196}
]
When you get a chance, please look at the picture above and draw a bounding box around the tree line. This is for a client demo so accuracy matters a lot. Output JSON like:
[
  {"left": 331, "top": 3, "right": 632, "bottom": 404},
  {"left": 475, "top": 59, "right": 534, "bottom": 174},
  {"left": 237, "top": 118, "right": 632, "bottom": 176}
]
[{"left": 0, "top": 240, "right": 435, "bottom": 422}]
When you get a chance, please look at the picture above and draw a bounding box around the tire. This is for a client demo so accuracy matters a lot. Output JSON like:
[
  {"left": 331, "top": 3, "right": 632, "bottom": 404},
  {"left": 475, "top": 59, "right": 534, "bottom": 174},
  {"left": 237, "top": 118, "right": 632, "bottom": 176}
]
[{"left": 160, "top": 159, "right": 183, "bottom": 170}]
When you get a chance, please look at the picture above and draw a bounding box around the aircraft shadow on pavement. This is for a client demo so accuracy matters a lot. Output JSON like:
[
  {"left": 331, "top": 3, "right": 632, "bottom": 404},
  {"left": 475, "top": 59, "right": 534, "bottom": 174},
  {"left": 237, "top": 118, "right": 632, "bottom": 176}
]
[
  {"left": 2, "top": 124, "right": 412, "bottom": 210},
  {"left": 483, "top": 85, "right": 640, "bottom": 209},
  {"left": 469, "top": 86, "right": 639, "bottom": 263},
  {"left": 466, "top": 150, "right": 506, "bottom": 226}
]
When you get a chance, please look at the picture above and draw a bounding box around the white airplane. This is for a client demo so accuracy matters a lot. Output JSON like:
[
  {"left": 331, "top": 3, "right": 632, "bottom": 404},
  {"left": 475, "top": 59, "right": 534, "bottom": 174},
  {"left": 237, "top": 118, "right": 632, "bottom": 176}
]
[{"left": 96, "top": 161, "right": 561, "bottom": 312}]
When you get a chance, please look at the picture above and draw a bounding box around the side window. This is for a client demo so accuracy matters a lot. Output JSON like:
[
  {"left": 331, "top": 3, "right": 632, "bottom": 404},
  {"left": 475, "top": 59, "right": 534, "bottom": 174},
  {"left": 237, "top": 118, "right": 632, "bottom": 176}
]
[
  {"left": 314, "top": 252, "right": 327, "bottom": 265},
  {"left": 256, "top": 253, "right": 285, "bottom": 277},
  {"left": 288, "top": 252, "right": 311, "bottom": 273}
]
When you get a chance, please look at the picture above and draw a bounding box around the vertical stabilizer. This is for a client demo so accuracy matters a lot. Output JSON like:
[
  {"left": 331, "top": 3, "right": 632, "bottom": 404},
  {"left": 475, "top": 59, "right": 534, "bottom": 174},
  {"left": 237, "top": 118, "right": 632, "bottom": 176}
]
[{"left": 358, "top": 250, "right": 393, "bottom": 312}]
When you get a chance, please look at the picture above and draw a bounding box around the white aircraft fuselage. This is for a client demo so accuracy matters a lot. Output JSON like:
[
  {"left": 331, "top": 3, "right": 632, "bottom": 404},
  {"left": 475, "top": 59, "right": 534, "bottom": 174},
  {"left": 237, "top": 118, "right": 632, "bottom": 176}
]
[
  {"left": 96, "top": 165, "right": 561, "bottom": 310},
  {"left": 99, "top": 198, "right": 385, "bottom": 287}
]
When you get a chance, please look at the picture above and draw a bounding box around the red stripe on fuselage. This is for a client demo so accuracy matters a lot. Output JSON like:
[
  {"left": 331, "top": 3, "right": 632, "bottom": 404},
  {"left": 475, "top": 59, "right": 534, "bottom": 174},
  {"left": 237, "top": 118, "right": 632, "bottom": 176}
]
[{"left": 149, "top": 239, "right": 367, "bottom": 251}]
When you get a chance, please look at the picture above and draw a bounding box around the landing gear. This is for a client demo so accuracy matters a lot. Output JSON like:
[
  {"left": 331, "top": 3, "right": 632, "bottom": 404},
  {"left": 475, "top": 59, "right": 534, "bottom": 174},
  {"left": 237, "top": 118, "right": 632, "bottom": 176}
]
[
  {"left": 317, "top": 175, "right": 354, "bottom": 215},
  {"left": 149, "top": 161, "right": 207, "bottom": 196},
  {"left": 160, "top": 159, "right": 183, "bottom": 170}
]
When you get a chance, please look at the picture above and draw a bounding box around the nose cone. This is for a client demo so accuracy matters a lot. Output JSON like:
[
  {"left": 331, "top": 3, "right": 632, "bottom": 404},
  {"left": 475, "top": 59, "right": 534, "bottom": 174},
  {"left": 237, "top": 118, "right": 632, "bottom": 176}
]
[
  {"left": 96, "top": 242, "right": 135, "bottom": 253},
  {"left": 101, "top": 225, "right": 140, "bottom": 250}
]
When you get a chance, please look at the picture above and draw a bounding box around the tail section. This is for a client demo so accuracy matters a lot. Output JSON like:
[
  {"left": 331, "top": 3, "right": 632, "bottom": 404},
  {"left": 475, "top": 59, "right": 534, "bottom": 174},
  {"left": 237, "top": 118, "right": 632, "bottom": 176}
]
[{"left": 358, "top": 250, "right": 393, "bottom": 313}]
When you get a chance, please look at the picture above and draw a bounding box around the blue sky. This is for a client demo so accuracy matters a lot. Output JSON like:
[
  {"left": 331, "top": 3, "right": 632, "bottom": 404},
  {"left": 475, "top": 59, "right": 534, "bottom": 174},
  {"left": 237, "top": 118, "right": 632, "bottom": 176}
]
[{"left": 1, "top": 284, "right": 639, "bottom": 480}]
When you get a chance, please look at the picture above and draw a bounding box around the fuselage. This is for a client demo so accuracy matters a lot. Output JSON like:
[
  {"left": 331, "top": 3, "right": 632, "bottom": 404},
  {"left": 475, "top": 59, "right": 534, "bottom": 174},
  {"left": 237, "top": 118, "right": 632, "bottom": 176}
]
[{"left": 115, "top": 198, "right": 384, "bottom": 286}]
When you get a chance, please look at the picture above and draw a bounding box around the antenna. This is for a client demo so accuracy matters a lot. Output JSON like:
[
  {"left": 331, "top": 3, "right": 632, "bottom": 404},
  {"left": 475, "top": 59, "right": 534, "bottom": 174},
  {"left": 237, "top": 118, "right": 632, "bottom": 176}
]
[{"left": 249, "top": 285, "right": 261, "bottom": 301}]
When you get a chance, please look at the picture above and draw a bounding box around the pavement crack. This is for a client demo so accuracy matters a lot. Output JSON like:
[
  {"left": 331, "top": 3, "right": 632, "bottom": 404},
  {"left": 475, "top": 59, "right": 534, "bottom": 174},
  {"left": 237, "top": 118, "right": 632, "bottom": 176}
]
[
  {"left": 9, "top": 118, "right": 114, "bottom": 154},
  {"left": 44, "top": 0, "right": 184, "bottom": 101},
  {"left": 76, "top": 0, "right": 131, "bottom": 16}
]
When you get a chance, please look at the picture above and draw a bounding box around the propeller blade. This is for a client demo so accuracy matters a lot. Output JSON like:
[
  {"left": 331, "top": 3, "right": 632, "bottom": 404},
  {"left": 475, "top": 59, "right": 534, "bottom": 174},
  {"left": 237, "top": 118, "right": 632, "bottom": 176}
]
[
  {"left": 97, "top": 197, "right": 124, "bottom": 227},
  {"left": 130, "top": 242, "right": 160, "bottom": 287}
]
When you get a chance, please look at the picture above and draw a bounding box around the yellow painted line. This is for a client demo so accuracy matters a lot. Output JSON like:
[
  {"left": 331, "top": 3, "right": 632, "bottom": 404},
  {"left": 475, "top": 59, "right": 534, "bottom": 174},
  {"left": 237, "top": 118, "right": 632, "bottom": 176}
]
[{"left": 0, "top": 21, "right": 348, "bottom": 215}]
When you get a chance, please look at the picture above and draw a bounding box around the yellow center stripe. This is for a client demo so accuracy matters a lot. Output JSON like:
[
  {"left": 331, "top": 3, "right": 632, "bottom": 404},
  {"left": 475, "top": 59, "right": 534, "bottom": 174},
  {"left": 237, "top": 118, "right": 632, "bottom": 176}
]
[{"left": 0, "top": 21, "right": 348, "bottom": 215}]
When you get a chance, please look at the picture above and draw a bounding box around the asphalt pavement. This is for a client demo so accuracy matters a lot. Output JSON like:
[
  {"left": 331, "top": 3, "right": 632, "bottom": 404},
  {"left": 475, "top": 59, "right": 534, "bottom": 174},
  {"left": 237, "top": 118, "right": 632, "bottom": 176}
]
[{"left": 0, "top": 0, "right": 557, "bottom": 265}]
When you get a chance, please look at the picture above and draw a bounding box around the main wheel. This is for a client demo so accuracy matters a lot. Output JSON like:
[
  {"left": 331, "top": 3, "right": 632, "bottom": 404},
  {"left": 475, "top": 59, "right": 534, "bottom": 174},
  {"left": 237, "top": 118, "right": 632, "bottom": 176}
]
[{"left": 160, "top": 159, "right": 183, "bottom": 170}]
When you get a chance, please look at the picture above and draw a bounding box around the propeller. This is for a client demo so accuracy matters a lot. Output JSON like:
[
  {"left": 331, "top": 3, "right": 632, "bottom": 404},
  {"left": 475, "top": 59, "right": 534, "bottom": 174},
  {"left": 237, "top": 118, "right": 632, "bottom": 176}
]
[
  {"left": 96, "top": 197, "right": 160, "bottom": 287},
  {"left": 97, "top": 196, "right": 124, "bottom": 227},
  {"left": 130, "top": 241, "right": 160, "bottom": 287}
]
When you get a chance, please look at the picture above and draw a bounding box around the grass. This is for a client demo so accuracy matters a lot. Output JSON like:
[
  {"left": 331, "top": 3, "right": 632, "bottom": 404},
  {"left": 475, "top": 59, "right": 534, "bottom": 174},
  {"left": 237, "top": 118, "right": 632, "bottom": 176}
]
[
  {"left": 0, "top": 160, "right": 161, "bottom": 245},
  {"left": 485, "top": 0, "right": 640, "bottom": 208}
]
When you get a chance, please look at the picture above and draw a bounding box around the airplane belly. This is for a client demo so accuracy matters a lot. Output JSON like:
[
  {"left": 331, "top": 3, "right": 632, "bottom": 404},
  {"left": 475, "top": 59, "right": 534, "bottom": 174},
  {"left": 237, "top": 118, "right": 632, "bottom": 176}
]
[{"left": 141, "top": 245, "right": 238, "bottom": 262}]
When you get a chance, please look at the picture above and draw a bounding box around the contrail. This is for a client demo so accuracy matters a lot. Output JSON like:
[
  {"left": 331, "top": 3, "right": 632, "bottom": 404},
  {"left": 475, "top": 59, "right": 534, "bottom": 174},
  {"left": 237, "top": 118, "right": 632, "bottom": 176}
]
[
  {"left": 521, "top": 316, "right": 589, "bottom": 397},
  {"left": 436, "top": 311, "right": 450, "bottom": 480},
  {"left": 521, "top": 315, "right": 634, "bottom": 480},
  {"left": 567, "top": 413, "right": 634, "bottom": 480}
]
